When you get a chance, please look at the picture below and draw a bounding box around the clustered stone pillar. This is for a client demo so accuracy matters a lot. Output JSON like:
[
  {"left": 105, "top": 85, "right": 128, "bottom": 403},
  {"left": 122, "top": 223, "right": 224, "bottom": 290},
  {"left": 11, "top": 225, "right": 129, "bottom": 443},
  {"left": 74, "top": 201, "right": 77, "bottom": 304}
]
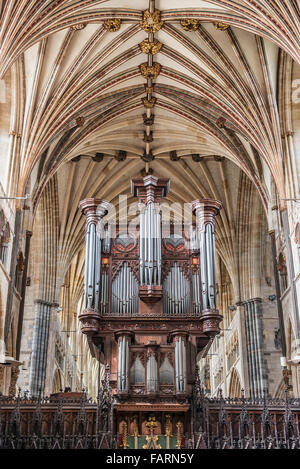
[
  {"left": 29, "top": 299, "right": 54, "bottom": 397},
  {"left": 78, "top": 198, "right": 109, "bottom": 336},
  {"left": 192, "top": 199, "right": 223, "bottom": 336},
  {"left": 243, "top": 298, "right": 268, "bottom": 397}
]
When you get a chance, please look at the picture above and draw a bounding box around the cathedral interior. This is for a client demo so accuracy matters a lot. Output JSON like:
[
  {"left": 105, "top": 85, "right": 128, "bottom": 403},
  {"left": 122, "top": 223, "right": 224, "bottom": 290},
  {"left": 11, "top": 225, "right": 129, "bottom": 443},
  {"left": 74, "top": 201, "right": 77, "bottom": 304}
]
[{"left": 0, "top": 0, "right": 300, "bottom": 450}]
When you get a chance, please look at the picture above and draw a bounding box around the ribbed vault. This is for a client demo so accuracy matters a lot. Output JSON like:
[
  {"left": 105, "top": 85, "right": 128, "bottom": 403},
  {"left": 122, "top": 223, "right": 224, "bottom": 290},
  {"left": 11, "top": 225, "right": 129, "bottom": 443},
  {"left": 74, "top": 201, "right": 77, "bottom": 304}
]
[{"left": 1, "top": 0, "right": 296, "bottom": 206}]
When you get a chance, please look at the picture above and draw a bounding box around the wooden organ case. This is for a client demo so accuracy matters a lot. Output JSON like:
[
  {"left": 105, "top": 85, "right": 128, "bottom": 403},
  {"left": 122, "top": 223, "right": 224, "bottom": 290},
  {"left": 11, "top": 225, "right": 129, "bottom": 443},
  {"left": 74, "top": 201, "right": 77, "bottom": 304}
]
[{"left": 79, "top": 175, "right": 222, "bottom": 449}]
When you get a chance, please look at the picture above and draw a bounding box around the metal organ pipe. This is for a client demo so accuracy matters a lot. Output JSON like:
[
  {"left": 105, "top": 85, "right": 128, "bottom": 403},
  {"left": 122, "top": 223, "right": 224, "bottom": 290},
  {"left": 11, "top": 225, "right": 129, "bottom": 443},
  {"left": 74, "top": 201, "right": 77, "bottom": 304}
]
[
  {"left": 100, "top": 270, "right": 108, "bottom": 314},
  {"left": 175, "top": 337, "right": 186, "bottom": 392},
  {"left": 183, "top": 340, "right": 187, "bottom": 390},
  {"left": 94, "top": 232, "right": 101, "bottom": 309},
  {"left": 132, "top": 176, "right": 169, "bottom": 291},
  {"left": 178, "top": 337, "right": 183, "bottom": 390},
  {"left": 147, "top": 353, "right": 158, "bottom": 393},
  {"left": 117, "top": 335, "right": 129, "bottom": 392},
  {"left": 163, "top": 263, "right": 190, "bottom": 315},
  {"left": 111, "top": 262, "right": 138, "bottom": 315},
  {"left": 139, "top": 203, "right": 162, "bottom": 286},
  {"left": 102, "top": 226, "right": 111, "bottom": 254},
  {"left": 118, "top": 338, "right": 122, "bottom": 390},
  {"left": 84, "top": 227, "right": 90, "bottom": 309},
  {"left": 121, "top": 336, "right": 126, "bottom": 390},
  {"left": 139, "top": 207, "right": 145, "bottom": 285},
  {"left": 157, "top": 210, "right": 162, "bottom": 285},
  {"left": 175, "top": 339, "right": 179, "bottom": 390},
  {"left": 79, "top": 199, "right": 109, "bottom": 313},
  {"left": 192, "top": 199, "right": 223, "bottom": 336},
  {"left": 87, "top": 223, "right": 96, "bottom": 309}
]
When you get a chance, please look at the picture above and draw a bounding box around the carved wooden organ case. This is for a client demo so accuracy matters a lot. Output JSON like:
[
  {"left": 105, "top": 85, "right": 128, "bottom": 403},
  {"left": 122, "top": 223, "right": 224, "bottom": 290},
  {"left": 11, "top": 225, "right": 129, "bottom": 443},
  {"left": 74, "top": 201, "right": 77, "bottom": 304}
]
[{"left": 78, "top": 175, "right": 222, "bottom": 436}]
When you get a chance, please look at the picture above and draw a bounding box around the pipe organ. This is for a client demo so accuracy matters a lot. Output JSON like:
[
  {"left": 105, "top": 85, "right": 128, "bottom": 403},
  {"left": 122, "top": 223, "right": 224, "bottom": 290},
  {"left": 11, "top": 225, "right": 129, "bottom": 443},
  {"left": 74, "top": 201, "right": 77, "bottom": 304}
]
[{"left": 79, "top": 175, "right": 222, "bottom": 447}]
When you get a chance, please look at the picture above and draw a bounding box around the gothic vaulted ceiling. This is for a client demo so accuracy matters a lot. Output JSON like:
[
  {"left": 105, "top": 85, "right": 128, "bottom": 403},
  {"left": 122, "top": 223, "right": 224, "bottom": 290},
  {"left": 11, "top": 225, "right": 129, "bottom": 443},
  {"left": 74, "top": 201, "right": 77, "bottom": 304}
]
[
  {"left": 1, "top": 0, "right": 299, "bottom": 205},
  {"left": 1, "top": 0, "right": 299, "bottom": 300}
]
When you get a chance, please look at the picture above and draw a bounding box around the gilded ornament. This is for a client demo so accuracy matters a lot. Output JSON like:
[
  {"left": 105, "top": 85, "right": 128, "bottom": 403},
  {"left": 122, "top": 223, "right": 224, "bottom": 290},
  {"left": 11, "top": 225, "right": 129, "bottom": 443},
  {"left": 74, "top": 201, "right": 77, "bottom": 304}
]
[
  {"left": 214, "top": 22, "right": 229, "bottom": 31},
  {"left": 180, "top": 19, "right": 200, "bottom": 31},
  {"left": 143, "top": 435, "right": 162, "bottom": 449},
  {"left": 146, "top": 416, "right": 158, "bottom": 432},
  {"left": 103, "top": 18, "right": 121, "bottom": 32},
  {"left": 140, "top": 62, "right": 161, "bottom": 79},
  {"left": 165, "top": 415, "right": 173, "bottom": 437},
  {"left": 131, "top": 416, "right": 140, "bottom": 437},
  {"left": 144, "top": 84, "right": 154, "bottom": 93},
  {"left": 176, "top": 421, "right": 183, "bottom": 448},
  {"left": 140, "top": 9, "right": 164, "bottom": 33},
  {"left": 139, "top": 38, "right": 163, "bottom": 55},
  {"left": 142, "top": 97, "right": 156, "bottom": 108},
  {"left": 71, "top": 23, "right": 86, "bottom": 31},
  {"left": 120, "top": 421, "right": 129, "bottom": 449}
]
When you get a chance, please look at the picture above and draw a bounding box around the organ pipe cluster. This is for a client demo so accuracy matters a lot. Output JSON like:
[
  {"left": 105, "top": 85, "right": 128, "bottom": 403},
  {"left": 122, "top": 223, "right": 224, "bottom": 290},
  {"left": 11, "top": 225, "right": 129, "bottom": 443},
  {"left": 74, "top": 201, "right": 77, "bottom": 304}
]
[
  {"left": 131, "top": 175, "right": 169, "bottom": 305},
  {"left": 112, "top": 262, "right": 139, "bottom": 315},
  {"left": 139, "top": 202, "right": 162, "bottom": 286},
  {"left": 192, "top": 199, "right": 222, "bottom": 312},
  {"left": 79, "top": 199, "right": 109, "bottom": 312},
  {"left": 163, "top": 263, "right": 190, "bottom": 315}
]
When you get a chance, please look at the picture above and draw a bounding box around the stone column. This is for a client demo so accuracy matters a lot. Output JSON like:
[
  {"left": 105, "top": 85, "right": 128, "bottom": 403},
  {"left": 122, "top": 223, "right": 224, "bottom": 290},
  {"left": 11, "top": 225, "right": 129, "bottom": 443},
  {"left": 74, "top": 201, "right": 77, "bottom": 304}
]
[
  {"left": 29, "top": 299, "right": 56, "bottom": 397},
  {"left": 78, "top": 198, "right": 110, "bottom": 336},
  {"left": 243, "top": 298, "right": 268, "bottom": 397},
  {"left": 192, "top": 199, "right": 223, "bottom": 336}
]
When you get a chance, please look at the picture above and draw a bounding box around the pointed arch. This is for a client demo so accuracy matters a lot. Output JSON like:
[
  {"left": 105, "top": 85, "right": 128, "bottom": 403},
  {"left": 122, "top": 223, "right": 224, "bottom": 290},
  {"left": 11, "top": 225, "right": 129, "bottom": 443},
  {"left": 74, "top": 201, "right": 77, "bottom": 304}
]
[
  {"left": 229, "top": 368, "right": 242, "bottom": 398},
  {"left": 52, "top": 368, "right": 62, "bottom": 394}
]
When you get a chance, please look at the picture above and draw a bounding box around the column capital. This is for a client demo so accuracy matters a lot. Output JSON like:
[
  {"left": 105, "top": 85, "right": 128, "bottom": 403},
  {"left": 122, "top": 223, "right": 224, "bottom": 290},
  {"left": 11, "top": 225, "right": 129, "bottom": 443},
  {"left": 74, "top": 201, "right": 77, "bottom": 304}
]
[
  {"left": 242, "top": 297, "right": 262, "bottom": 306},
  {"left": 131, "top": 175, "right": 170, "bottom": 204},
  {"left": 78, "top": 198, "right": 110, "bottom": 224},
  {"left": 191, "top": 199, "right": 222, "bottom": 221},
  {"left": 115, "top": 330, "right": 134, "bottom": 343},
  {"left": 169, "top": 330, "right": 189, "bottom": 343}
]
